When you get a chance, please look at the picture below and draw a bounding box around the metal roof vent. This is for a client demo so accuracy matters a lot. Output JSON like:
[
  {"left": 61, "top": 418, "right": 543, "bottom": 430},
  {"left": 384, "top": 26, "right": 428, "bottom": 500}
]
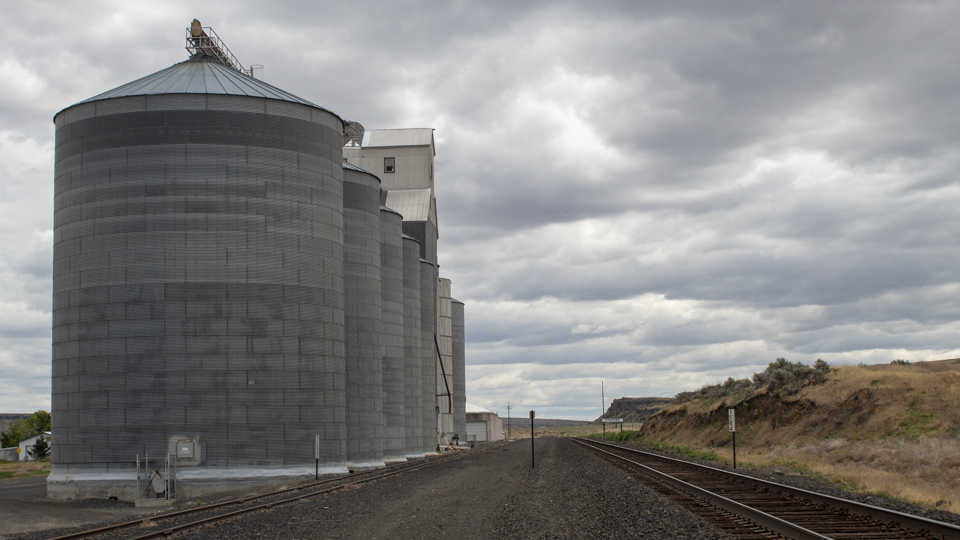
[{"left": 186, "top": 19, "right": 263, "bottom": 80}]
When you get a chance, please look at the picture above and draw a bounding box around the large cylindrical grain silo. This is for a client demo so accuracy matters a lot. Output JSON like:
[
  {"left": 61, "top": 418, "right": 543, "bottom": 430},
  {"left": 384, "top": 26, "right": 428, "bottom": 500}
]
[
  {"left": 379, "top": 206, "right": 405, "bottom": 463},
  {"left": 452, "top": 299, "right": 466, "bottom": 442},
  {"left": 402, "top": 236, "right": 423, "bottom": 458},
  {"left": 437, "top": 278, "right": 454, "bottom": 443},
  {"left": 419, "top": 260, "right": 438, "bottom": 454},
  {"left": 50, "top": 53, "right": 348, "bottom": 500},
  {"left": 342, "top": 163, "right": 384, "bottom": 471}
]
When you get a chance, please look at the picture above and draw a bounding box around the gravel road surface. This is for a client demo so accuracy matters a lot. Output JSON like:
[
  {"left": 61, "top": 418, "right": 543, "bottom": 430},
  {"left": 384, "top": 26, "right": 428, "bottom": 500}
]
[{"left": 0, "top": 477, "right": 48, "bottom": 500}]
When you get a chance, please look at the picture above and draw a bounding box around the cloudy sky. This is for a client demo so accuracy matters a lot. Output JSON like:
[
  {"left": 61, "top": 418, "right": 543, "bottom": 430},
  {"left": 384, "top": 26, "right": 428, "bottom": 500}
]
[{"left": 2, "top": 1, "right": 958, "bottom": 418}]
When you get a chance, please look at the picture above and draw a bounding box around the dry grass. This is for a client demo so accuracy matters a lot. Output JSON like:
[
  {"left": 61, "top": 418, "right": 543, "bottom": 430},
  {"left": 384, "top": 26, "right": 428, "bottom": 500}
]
[
  {"left": 640, "top": 359, "right": 960, "bottom": 514},
  {"left": 0, "top": 458, "right": 50, "bottom": 480},
  {"left": 734, "top": 436, "right": 960, "bottom": 512}
]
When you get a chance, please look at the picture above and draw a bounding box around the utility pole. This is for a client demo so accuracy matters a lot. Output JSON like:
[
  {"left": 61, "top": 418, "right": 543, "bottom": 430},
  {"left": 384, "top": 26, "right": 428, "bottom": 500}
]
[{"left": 507, "top": 402, "right": 512, "bottom": 440}]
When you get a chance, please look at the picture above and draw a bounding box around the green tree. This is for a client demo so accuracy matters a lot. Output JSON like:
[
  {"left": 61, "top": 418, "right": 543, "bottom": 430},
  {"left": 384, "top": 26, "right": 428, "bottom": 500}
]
[
  {"left": 1, "top": 410, "right": 51, "bottom": 448},
  {"left": 1, "top": 420, "right": 28, "bottom": 448},
  {"left": 25, "top": 410, "right": 51, "bottom": 435},
  {"left": 28, "top": 435, "right": 50, "bottom": 460}
]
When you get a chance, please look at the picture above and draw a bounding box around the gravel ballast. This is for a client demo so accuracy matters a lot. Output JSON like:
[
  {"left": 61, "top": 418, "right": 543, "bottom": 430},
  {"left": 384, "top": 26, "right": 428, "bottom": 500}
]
[{"left": 168, "top": 437, "right": 732, "bottom": 540}]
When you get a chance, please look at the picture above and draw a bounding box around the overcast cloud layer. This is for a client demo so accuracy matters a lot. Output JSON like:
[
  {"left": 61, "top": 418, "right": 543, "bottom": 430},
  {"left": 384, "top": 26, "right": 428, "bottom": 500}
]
[{"left": 1, "top": 1, "right": 958, "bottom": 418}]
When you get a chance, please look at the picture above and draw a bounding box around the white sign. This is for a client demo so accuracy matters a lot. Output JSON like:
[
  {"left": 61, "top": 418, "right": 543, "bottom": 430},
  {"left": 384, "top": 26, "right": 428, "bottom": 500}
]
[
  {"left": 728, "top": 409, "right": 736, "bottom": 432},
  {"left": 315, "top": 435, "right": 320, "bottom": 459},
  {"left": 602, "top": 418, "right": 624, "bottom": 423}
]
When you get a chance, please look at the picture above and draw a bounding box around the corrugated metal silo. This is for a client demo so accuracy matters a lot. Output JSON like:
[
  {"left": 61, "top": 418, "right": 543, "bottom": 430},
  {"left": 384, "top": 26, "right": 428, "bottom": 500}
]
[
  {"left": 379, "top": 205, "right": 406, "bottom": 463},
  {"left": 342, "top": 163, "right": 384, "bottom": 471},
  {"left": 50, "top": 53, "right": 348, "bottom": 499},
  {"left": 437, "top": 278, "right": 454, "bottom": 443},
  {"left": 451, "top": 299, "right": 466, "bottom": 441},
  {"left": 419, "top": 260, "right": 438, "bottom": 453},
  {"left": 402, "top": 236, "right": 423, "bottom": 458}
]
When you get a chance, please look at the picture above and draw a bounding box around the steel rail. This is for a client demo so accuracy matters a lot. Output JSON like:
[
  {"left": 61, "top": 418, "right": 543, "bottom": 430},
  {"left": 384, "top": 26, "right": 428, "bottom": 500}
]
[
  {"left": 579, "top": 438, "right": 960, "bottom": 540},
  {"left": 46, "top": 451, "right": 471, "bottom": 540},
  {"left": 573, "top": 438, "right": 833, "bottom": 540}
]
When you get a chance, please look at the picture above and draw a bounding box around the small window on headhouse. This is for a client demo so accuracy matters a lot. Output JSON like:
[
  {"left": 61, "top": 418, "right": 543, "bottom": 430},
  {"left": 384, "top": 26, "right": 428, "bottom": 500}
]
[{"left": 384, "top": 157, "right": 395, "bottom": 173}]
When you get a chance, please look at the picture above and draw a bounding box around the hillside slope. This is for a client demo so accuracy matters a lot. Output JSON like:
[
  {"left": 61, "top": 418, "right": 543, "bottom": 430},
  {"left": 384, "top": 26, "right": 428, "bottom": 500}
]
[
  {"left": 636, "top": 359, "right": 960, "bottom": 513},
  {"left": 641, "top": 359, "right": 960, "bottom": 445}
]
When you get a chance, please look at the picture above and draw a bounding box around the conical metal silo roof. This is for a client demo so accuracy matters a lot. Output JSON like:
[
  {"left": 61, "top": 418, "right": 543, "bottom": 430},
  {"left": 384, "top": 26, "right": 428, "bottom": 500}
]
[{"left": 69, "top": 54, "right": 322, "bottom": 108}]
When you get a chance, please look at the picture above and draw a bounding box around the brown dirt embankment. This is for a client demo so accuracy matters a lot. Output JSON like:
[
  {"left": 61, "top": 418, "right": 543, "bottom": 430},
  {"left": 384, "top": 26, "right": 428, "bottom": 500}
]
[{"left": 637, "top": 359, "right": 960, "bottom": 513}]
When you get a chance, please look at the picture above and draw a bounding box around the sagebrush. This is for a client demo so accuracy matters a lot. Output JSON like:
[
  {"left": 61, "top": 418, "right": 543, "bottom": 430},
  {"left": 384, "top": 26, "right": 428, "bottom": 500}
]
[{"left": 673, "top": 358, "right": 830, "bottom": 404}]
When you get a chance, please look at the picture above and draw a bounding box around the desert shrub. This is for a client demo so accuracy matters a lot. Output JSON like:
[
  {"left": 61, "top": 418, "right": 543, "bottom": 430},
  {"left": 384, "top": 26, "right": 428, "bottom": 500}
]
[
  {"left": 672, "top": 358, "right": 829, "bottom": 404},
  {"left": 754, "top": 358, "right": 826, "bottom": 398}
]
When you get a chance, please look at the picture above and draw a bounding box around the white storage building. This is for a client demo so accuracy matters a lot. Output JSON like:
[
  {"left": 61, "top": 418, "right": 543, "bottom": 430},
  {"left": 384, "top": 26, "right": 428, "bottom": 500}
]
[{"left": 464, "top": 404, "right": 503, "bottom": 443}]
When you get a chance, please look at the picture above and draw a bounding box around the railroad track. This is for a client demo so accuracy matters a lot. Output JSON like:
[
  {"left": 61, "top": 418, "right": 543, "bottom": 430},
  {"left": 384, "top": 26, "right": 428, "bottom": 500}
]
[
  {"left": 574, "top": 438, "right": 960, "bottom": 540},
  {"left": 44, "top": 447, "right": 485, "bottom": 540}
]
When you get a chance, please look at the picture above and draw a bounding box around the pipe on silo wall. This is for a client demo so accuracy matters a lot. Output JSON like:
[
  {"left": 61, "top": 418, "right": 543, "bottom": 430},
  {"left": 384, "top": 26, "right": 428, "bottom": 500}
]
[
  {"left": 343, "top": 166, "right": 384, "bottom": 472},
  {"left": 419, "top": 260, "right": 438, "bottom": 454},
  {"left": 402, "top": 236, "right": 424, "bottom": 458},
  {"left": 452, "top": 299, "right": 466, "bottom": 442},
  {"left": 437, "top": 278, "right": 454, "bottom": 444},
  {"left": 50, "top": 94, "right": 348, "bottom": 500},
  {"left": 379, "top": 206, "right": 405, "bottom": 463}
]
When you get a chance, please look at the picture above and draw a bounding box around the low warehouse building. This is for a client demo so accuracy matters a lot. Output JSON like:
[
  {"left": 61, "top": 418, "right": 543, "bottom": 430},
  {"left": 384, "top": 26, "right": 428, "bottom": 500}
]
[{"left": 465, "top": 404, "right": 503, "bottom": 443}]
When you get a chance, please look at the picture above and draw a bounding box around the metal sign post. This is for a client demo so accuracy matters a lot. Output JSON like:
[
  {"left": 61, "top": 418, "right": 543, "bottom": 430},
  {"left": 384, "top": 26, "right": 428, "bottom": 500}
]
[
  {"left": 727, "top": 408, "right": 736, "bottom": 469},
  {"left": 530, "top": 410, "right": 535, "bottom": 468},
  {"left": 315, "top": 435, "right": 320, "bottom": 479}
]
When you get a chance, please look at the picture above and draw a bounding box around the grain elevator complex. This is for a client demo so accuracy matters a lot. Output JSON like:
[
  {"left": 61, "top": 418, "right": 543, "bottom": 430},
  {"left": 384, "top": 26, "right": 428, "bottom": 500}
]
[{"left": 49, "top": 22, "right": 468, "bottom": 500}]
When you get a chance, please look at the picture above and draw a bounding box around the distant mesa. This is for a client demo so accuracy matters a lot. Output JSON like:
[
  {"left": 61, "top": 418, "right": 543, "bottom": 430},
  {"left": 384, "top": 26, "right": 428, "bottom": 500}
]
[{"left": 597, "top": 397, "right": 672, "bottom": 423}]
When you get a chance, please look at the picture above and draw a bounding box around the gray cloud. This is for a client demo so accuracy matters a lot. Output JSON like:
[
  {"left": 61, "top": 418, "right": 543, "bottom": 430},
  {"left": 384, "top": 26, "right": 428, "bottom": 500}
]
[{"left": 2, "top": 0, "right": 958, "bottom": 416}]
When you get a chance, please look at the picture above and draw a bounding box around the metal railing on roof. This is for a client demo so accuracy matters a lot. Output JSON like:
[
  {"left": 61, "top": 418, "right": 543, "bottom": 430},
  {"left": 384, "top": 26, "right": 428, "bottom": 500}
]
[
  {"left": 186, "top": 24, "right": 243, "bottom": 71},
  {"left": 185, "top": 21, "right": 263, "bottom": 80}
]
